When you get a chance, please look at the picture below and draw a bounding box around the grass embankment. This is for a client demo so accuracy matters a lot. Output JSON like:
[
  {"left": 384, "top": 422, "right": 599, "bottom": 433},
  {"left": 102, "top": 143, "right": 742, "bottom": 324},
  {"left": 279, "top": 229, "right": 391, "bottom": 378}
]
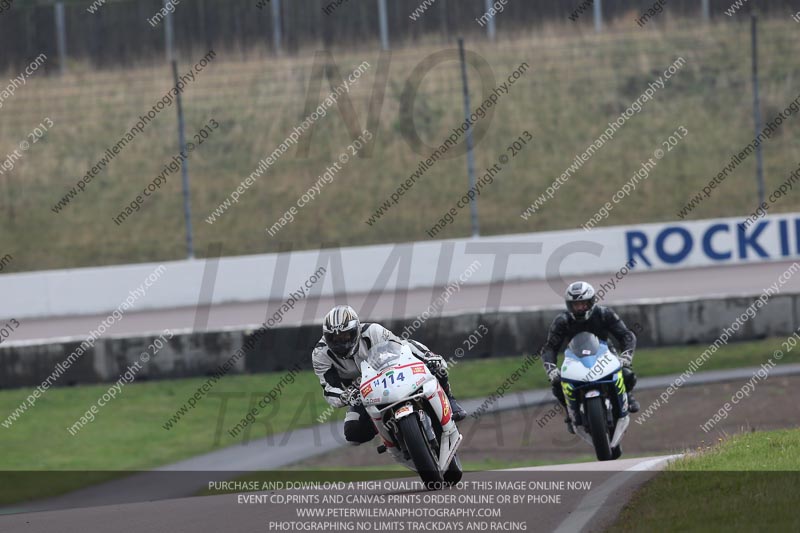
[
  {"left": 2, "top": 19, "right": 800, "bottom": 271},
  {"left": 0, "top": 336, "right": 793, "bottom": 503},
  {"left": 612, "top": 428, "right": 800, "bottom": 532}
]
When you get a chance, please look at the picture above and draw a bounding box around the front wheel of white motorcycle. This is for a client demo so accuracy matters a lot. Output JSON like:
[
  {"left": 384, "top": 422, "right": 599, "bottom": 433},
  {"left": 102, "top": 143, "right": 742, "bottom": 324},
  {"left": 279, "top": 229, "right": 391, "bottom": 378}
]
[
  {"left": 586, "top": 397, "right": 613, "bottom": 461},
  {"left": 443, "top": 454, "right": 463, "bottom": 485},
  {"left": 397, "top": 414, "right": 443, "bottom": 490}
]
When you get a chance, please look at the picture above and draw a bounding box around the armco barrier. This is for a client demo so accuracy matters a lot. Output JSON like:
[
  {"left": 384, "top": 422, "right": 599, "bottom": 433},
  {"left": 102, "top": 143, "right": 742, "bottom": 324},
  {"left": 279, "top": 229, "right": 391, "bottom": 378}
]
[{"left": 0, "top": 293, "right": 796, "bottom": 389}]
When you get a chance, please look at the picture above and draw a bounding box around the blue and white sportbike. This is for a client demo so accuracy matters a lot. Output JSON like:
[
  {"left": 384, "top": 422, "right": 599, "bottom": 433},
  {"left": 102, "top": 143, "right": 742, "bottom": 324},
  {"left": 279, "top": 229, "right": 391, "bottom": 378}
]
[{"left": 560, "top": 332, "right": 631, "bottom": 461}]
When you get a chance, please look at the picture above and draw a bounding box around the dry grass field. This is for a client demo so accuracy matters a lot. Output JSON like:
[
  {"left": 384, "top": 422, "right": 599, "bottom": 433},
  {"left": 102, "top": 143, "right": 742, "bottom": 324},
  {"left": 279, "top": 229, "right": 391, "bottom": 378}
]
[{"left": 1, "top": 18, "right": 799, "bottom": 271}]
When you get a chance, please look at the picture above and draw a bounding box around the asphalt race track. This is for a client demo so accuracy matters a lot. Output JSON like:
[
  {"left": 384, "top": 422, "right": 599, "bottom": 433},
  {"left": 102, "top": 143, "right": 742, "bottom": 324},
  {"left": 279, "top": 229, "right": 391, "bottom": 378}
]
[
  {"left": 0, "top": 455, "right": 679, "bottom": 533},
  {"left": 14, "top": 260, "right": 800, "bottom": 342},
  {"left": 4, "top": 366, "right": 796, "bottom": 526},
  {"left": 5, "top": 260, "right": 798, "bottom": 532},
  {"left": 300, "top": 370, "right": 800, "bottom": 470}
]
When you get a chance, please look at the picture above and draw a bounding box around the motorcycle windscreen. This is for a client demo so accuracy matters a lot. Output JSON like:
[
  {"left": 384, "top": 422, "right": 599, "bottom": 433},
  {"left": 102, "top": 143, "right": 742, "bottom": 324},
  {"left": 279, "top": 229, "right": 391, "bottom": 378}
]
[
  {"left": 565, "top": 332, "right": 608, "bottom": 360},
  {"left": 366, "top": 340, "right": 404, "bottom": 372}
]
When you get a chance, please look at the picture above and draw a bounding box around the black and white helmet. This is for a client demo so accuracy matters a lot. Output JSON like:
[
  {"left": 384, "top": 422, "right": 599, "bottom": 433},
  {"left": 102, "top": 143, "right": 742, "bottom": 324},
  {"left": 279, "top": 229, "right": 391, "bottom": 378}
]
[
  {"left": 322, "top": 305, "right": 361, "bottom": 358},
  {"left": 565, "top": 281, "right": 596, "bottom": 321}
]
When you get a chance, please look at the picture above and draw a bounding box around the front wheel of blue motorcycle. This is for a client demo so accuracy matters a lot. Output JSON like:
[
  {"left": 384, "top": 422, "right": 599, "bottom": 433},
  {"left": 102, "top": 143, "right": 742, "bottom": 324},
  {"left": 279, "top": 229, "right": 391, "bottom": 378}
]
[
  {"left": 586, "top": 397, "right": 613, "bottom": 461},
  {"left": 611, "top": 445, "right": 622, "bottom": 460}
]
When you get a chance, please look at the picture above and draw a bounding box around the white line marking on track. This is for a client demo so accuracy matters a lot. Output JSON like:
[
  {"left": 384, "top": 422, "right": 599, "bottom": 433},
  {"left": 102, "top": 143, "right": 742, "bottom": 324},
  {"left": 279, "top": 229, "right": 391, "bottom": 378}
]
[{"left": 552, "top": 454, "right": 683, "bottom": 533}]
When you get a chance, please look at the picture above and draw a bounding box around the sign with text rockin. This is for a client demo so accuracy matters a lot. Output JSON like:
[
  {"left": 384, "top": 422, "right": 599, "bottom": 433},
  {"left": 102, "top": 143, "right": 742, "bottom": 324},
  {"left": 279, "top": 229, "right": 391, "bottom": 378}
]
[{"left": 623, "top": 212, "right": 800, "bottom": 269}]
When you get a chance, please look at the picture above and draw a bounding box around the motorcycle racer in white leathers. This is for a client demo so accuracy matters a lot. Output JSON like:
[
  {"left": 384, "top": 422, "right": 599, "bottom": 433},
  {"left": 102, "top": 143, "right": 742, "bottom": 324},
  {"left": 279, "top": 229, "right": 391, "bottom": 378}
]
[{"left": 312, "top": 305, "right": 467, "bottom": 460}]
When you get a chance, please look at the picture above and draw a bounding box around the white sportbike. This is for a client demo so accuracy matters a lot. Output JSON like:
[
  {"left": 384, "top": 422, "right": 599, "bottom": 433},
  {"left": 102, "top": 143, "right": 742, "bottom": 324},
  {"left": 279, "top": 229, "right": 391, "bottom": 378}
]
[{"left": 359, "top": 340, "right": 463, "bottom": 489}]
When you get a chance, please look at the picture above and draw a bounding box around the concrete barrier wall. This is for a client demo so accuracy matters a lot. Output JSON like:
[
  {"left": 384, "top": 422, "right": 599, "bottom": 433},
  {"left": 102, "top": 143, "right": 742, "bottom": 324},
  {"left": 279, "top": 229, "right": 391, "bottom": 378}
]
[
  {"left": 1, "top": 293, "right": 796, "bottom": 389},
  {"left": 2, "top": 212, "right": 799, "bottom": 320}
]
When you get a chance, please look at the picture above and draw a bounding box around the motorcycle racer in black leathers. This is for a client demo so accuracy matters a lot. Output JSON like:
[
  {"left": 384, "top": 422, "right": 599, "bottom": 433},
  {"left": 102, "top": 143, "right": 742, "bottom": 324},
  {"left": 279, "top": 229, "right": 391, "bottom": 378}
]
[
  {"left": 312, "top": 305, "right": 467, "bottom": 453},
  {"left": 541, "top": 281, "right": 639, "bottom": 432}
]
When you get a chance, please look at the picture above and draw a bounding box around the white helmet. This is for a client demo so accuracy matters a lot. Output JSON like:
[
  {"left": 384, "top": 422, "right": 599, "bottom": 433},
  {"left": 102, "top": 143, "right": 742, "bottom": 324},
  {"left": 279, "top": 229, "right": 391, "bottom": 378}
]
[
  {"left": 565, "top": 281, "right": 596, "bottom": 321},
  {"left": 322, "top": 305, "right": 361, "bottom": 358}
]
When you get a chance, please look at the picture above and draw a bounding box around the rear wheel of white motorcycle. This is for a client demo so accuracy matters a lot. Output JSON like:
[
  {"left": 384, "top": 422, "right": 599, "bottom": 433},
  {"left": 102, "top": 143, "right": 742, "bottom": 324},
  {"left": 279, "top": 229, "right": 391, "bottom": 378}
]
[
  {"left": 586, "top": 397, "right": 613, "bottom": 461},
  {"left": 443, "top": 454, "right": 463, "bottom": 485},
  {"left": 398, "top": 415, "right": 443, "bottom": 490}
]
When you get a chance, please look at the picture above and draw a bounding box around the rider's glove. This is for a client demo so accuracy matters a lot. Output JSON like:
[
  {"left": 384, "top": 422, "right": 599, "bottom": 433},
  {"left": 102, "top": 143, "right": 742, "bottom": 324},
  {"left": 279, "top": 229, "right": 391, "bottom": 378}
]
[
  {"left": 546, "top": 365, "right": 561, "bottom": 384},
  {"left": 619, "top": 350, "right": 633, "bottom": 368},
  {"left": 339, "top": 385, "right": 362, "bottom": 407},
  {"left": 424, "top": 353, "right": 446, "bottom": 376}
]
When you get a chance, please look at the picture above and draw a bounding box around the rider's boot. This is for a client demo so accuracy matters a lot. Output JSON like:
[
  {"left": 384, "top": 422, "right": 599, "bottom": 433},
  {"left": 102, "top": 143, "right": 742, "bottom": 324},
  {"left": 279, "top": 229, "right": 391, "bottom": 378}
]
[
  {"left": 447, "top": 395, "right": 467, "bottom": 422},
  {"left": 440, "top": 380, "right": 466, "bottom": 422},
  {"left": 627, "top": 392, "right": 640, "bottom": 413},
  {"left": 622, "top": 367, "right": 639, "bottom": 413}
]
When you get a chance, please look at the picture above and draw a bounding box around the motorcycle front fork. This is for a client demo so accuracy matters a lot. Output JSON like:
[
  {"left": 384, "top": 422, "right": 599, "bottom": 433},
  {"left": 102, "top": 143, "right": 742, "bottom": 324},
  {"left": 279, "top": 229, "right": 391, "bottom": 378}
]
[
  {"left": 419, "top": 411, "right": 437, "bottom": 443},
  {"left": 566, "top": 399, "right": 582, "bottom": 428},
  {"left": 566, "top": 395, "right": 625, "bottom": 429},
  {"left": 375, "top": 408, "right": 438, "bottom": 458}
]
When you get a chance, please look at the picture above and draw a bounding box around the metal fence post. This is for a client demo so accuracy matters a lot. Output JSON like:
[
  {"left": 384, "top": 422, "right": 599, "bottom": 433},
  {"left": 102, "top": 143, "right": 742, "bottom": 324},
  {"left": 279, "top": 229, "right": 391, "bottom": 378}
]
[
  {"left": 484, "top": 0, "right": 496, "bottom": 41},
  {"left": 458, "top": 38, "right": 479, "bottom": 238},
  {"left": 54, "top": 2, "right": 67, "bottom": 75},
  {"left": 701, "top": 0, "right": 710, "bottom": 22},
  {"left": 272, "top": 0, "right": 283, "bottom": 54},
  {"left": 593, "top": 0, "right": 603, "bottom": 32},
  {"left": 172, "top": 60, "right": 195, "bottom": 259},
  {"left": 750, "top": 14, "right": 765, "bottom": 206},
  {"left": 377, "top": 0, "right": 390, "bottom": 50},
  {"left": 164, "top": 0, "right": 175, "bottom": 62}
]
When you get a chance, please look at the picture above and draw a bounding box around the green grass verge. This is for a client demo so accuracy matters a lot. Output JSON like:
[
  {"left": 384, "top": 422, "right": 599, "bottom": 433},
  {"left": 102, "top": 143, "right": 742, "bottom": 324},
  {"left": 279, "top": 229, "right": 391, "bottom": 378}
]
[
  {"left": 0, "top": 336, "right": 792, "bottom": 504},
  {"left": 611, "top": 428, "right": 800, "bottom": 532}
]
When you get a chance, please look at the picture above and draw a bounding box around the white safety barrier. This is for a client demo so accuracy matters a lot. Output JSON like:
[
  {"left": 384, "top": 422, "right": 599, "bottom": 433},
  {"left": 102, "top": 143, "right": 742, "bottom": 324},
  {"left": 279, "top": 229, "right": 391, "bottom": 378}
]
[{"left": 2, "top": 212, "right": 799, "bottom": 319}]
